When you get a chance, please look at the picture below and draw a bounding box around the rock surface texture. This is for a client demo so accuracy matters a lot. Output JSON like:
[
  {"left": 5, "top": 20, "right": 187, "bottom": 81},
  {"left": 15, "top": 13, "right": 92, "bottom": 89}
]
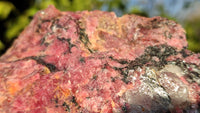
[{"left": 0, "top": 5, "right": 200, "bottom": 113}]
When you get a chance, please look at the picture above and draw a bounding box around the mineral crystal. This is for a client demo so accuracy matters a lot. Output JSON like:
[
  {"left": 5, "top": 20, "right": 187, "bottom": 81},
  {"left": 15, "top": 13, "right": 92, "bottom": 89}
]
[{"left": 0, "top": 5, "right": 199, "bottom": 113}]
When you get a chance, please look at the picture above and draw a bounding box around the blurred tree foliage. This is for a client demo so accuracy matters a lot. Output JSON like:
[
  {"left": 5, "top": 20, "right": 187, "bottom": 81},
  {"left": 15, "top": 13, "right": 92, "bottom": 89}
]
[
  {"left": 0, "top": 0, "right": 199, "bottom": 55},
  {"left": 185, "top": 19, "right": 200, "bottom": 52}
]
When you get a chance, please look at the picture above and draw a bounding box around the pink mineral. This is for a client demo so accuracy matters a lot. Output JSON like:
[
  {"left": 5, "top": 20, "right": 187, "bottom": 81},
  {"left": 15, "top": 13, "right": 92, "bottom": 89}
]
[{"left": 0, "top": 5, "right": 199, "bottom": 113}]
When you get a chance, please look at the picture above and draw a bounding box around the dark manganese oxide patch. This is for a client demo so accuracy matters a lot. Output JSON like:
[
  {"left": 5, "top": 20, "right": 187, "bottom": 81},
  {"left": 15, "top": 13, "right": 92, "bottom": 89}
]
[
  {"left": 110, "top": 44, "right": 178, "bottom": 84},
  {"left": 28, "top": 56, "right": 58, "bottom": 72},
  {"left": 57, "top": 37, "right": 76, "bottom": 53}
]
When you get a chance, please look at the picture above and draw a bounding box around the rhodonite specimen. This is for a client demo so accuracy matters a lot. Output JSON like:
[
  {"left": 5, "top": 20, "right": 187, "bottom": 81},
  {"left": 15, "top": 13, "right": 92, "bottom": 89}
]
[{"left": 0, "top": 5, "right": 200, "bottom": 113}]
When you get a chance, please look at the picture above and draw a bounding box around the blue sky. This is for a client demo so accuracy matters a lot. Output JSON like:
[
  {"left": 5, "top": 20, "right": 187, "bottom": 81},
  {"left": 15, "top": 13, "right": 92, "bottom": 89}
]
[{"left": 127, "top": 0, "right": 199, "bottom": 17}]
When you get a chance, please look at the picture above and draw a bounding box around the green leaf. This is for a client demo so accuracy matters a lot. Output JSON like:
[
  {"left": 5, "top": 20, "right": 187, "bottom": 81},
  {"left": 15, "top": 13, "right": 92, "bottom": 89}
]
[
  {"left": 25, "top": 7, "right": 38, "bottom": 17},
  {"left": 0, "top": 1, "right": 15, "bottom": 20},
  {"left": 0, "top": 40, "right": 5, "bottom": 51},
  {"left": 72, "top": 0, "right": 93, "bottom": 11},
  {"left": 5, "top": 15, "right": 30, "bottom": 41},
  {"left": 55, "top": 0, "right": 71, "bottom": 11},
  {"left": 188, "top": 40, "right": 200, "bottom": 52},
  {"left": 130, "top": 7, "right": 148, "bottom": 17},
  {"left": 39, "top": 0, "right": 56, "bottom": 9}
]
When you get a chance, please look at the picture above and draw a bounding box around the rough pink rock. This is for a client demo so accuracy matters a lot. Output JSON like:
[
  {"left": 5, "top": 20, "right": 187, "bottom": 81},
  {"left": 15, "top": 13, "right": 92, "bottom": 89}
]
[{"left": 0, "top": 5, "right": 199, "bottom": 113}]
